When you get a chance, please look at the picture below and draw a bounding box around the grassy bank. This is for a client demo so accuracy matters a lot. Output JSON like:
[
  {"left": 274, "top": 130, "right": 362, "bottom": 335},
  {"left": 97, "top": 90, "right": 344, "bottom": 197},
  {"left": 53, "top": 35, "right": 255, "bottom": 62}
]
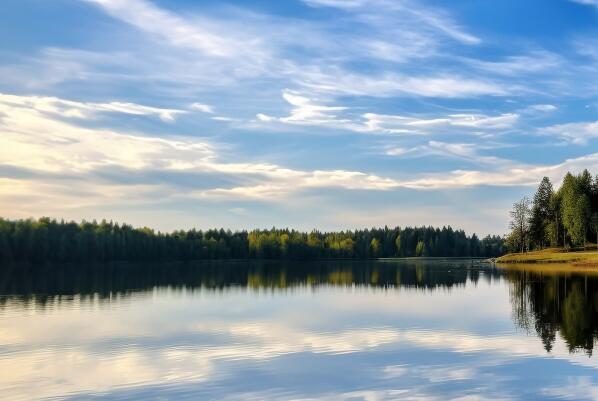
[{"left": 496, "top": 247, "right": 598, "bottom": 267}]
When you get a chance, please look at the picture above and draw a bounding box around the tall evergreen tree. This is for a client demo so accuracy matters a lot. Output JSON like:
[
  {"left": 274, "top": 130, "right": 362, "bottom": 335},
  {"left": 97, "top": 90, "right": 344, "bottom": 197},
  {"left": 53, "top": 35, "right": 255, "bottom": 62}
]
[{"left": 530, "top": 177, "right": 553, "bottom": 249}]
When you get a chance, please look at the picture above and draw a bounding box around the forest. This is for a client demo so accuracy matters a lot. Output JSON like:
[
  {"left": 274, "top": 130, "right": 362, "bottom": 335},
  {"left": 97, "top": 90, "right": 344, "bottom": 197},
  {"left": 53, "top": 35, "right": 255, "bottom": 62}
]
[
  {"left": 0, "top": 217, "right": 505, "bottom": 263},
  {"left": 508, "top": 170, "right": 598, "bottom": 252}
]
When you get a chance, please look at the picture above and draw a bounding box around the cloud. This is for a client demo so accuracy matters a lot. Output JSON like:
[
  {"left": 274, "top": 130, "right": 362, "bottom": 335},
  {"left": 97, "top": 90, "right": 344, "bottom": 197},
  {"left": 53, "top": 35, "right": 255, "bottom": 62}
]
[
  {"left": 253, "top": 91, "right": 357, "bottom": 131},
  {"left": 190, "top": 102, "right": 215, "bottom": 114},
  {"left": 0, "top": 92, "right": 185, "bottom": 122},
  {"left": 385, "top": 141, "right": 507, "bottom": 166},
  {"left": 466, "top": 51, "right": 563, "bottom": 76},
  {"left": 4, "top": 0, "right": 590, "bottom": 108},
  {"left": 211, "top": 116, "right": 235, "bottom": 122},
  {"left": 296, "top": 69, "right": 509, "bottom": 98},
  {"left": 279, "top": 90, "right": 348, "bottom": 124},
  {"left": 401, "top": 153, "right": 598, "bottom": 189},
  {"left": 256, "top": 91, "right": 518, "bottom": 134},
  {"left": 0, "top": 92, "right": 401, "bottom": 208},
  {"left": 0, "top": 93, "right": 214, "bottom": 174},
  {"left": 364, "top": 112, "right": 518, "bottom": 132},
  {"left": 199, "top": 170, "right": 400, "bottom": 200},
  {"left": 303, "top": 0, "right": 481, "bottom": 45},
  {"left": 256, "top": 113, "right": 275, "bottom": 122},
  {"left": 75, "top": 0, "right": 512, "bottom": 102},
  {"left": 3, "top": 91, "right": 598, "bottom": 221},
  {"left": 526, "top": 104, "right": 558, "bottom": 113},
  {"left": 302, "top": 0, "right": 368, "bottom": 8},
  {"left": 541, "top": 120, "right": 598, "bottom": 144},
  {"left": 570, "top": 0, "right": 598, "bottom": 8},
  {"left": 22, "top": 0, "right": 572, "bottom": 116},
  {"left": 198, "top": 152, "right": 598, "bottom": 199},
  {"left": 84, "top": 0, "right": 261, "bottom": 58}
]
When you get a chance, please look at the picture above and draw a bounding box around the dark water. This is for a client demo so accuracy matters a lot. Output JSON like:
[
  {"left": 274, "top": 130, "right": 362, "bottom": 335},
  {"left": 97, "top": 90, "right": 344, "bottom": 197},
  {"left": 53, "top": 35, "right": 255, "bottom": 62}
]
[{"left": 1, "top": 260, "right": 597, "bottom": 401}]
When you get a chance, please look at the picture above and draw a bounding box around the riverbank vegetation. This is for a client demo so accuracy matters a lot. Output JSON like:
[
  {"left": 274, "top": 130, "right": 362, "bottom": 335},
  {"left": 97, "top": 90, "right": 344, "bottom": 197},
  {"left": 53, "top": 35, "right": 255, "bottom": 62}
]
[
  {"left": 507, "top": 170, "right": 598, "bottom": 252},
  {"left": 0, "top": 218, "right": 505, "bottom": 263},
  {"left": 501, "top": 170, "right": 598, "bottom": 264}
]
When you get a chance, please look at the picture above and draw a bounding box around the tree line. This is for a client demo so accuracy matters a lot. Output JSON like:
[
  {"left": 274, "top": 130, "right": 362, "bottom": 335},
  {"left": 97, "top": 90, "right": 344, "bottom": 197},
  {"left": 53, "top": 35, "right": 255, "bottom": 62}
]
[
  {"left": 0, "top": 217, "right": 505, "bottom": 263},
  {"left": 508, "top": 170, "right": 598, "bottom": 252}
]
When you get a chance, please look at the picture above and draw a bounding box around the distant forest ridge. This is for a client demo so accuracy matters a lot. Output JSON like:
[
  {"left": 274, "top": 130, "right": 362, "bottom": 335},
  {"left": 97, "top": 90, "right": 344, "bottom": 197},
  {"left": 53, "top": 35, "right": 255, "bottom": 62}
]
[{"left": 0, "top": 217, "right": 505, "bottom": 263}]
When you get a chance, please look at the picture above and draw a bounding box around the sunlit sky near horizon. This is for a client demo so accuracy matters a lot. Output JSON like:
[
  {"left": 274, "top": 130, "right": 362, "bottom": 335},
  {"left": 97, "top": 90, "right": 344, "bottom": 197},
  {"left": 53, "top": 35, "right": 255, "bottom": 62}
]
[{"left": 2, "top": 0, "right": 598, "bottom": 236}]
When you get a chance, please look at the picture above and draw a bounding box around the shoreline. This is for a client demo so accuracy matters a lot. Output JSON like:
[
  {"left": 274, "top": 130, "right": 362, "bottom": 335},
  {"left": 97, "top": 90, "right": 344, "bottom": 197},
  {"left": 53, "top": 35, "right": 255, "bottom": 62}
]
[{"left": 496, "top": 248, "right": 598, "bottom": 268}]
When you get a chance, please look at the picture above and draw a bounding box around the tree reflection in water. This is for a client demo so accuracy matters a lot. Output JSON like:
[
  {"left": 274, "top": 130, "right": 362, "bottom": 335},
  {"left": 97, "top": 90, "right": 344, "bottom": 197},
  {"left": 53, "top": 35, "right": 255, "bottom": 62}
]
[
  {"left": 1, "top": 260, "right": 597, "bottom": 355},
  {"left": 506, "top": 266, "right": 598, "bottom": 355}
]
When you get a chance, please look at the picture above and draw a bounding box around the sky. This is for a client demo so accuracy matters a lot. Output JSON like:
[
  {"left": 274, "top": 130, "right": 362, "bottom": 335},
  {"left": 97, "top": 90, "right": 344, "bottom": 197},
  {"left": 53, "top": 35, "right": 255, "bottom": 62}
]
[{"left": 1, "top": 0, "right": 598, "bottom": 236}]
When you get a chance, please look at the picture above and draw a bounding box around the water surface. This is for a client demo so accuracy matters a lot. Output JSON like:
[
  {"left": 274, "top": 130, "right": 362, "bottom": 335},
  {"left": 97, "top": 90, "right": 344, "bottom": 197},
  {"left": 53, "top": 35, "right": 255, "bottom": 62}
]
[{"left": 1, "top": 260, "right": 597, "bottom": 400}]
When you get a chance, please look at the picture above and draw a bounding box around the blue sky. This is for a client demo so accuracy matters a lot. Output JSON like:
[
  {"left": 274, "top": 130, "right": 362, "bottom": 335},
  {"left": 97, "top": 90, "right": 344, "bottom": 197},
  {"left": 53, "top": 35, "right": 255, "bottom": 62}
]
[{"left": 1, "top": 0, "right": 598, "bottom": 235}]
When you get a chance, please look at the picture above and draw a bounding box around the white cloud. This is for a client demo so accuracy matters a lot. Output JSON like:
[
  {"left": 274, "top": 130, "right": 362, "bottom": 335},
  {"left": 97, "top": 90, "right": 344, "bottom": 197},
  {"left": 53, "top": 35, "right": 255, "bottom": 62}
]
[
  {"left": 279, "top": 90, "right": 347, "bottom": 124},
  {"left": 7, "top": 0, "right": 590, "bottom": 108},
  {"left": 198, "top": 152, "right": 598, "bottom": 199},
  {"left": 385, "top": 141, "right": 506, "bottom": 166},
  {"left": 297, "top": 68, "right": 508, "bottom": 98},
  {"left": 541, "top": 120, "right": 598, "bottom": 144},
  {"left": 466, "top": 51, "right": 563, "bottom": 76},
  {"left": 527, "top": 104, "right": 557, "bottom": 113},
  {"left": 0, "top": 92, "right": 400, "bottom": 208},
  {"left": 447, "top": 113, "right": 519, "bottom": 129},
  {"left": 570, "top": 0, "right": 598, "bottom": 8},
  {"left": 303, "top": 0, "right": 481, "bottom": 45},
  {"left": 0, "top": 92, "right": 185, "bottom": 122},
  {"left": 364, "top": 112, "right": 518, "bottom": 132},
  {"left": 0, "top": 93, "right": 213, "bottom": 174},
  {"left": 199, "top": 170, "right": 400, "bottom": 200},
  {"left": 256, "top": 113, "right": 275, "bottom": 122},
  {"left": 76, "top": 0, "right": 512, "bottom": 103},
  {"left": 257, "top": 91, "right": 518, "bottom": 134},
  {"left": 401, "top": 153, "right": 598, "bottom": 189},
  {"left": 190, "top": 102, "right": 215, "bottom": 114},
  {"left": 302, "top": 0, "right": 368, "bottom": 8},
  {"left": 97, "top": 102, "right": 184, "bottom": 122},
  {"left": 252, "top": 91, "right": 357, "bottom": 130},
  {"left": 84, "top": 0, "right": 260, "bottom": 58},
  {"left": 3, "top": 91, "right": 598, "bottom": 216}
]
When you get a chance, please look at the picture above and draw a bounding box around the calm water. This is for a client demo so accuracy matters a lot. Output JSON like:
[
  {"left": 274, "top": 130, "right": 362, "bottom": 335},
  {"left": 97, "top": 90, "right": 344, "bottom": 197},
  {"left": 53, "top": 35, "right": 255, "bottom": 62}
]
[{"left": 1, "top": 260, "right": 597, "bottom": 401}]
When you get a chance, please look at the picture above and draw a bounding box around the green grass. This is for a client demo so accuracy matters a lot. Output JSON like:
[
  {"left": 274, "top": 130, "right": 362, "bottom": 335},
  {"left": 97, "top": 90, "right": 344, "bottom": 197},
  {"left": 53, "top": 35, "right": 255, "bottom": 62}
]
[{"left": 497, "top": 247, "right": 598, "bottom": 266}]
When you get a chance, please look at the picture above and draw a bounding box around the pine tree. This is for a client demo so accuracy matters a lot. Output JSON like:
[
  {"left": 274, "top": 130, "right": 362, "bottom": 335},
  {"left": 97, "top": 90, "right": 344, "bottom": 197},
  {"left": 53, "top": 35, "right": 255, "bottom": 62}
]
[{"left": 530, "top": 177, "right": 553, "bottom": 249}]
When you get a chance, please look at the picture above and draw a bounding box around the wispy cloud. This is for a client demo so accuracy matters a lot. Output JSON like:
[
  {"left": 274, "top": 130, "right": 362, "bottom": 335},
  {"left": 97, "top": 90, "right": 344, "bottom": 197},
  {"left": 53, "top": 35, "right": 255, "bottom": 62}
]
[
  {"left": 84, "top": 0, "right": 262, "bottom": 58},
  {"left": 295, "top": 68, "right": 509, "bottom": 98},
  {"left": 570, "top": 0, "right": 598, "bottom": 8},
  {"left": 364, "top": 112, "right": 519, "bottom": 132},
  {"left": 525, "top": 104, "right": 558, "bottom": 113},
  {"left": 3, "top": 0, "right": 598, "bottom": 232},
  {"left": 256, "top": 91, "right": 518, "bottom": 134},
  {"left": 540, "top": 120, "right": 598, "bottom": 144},
  {"left": 385, "top": 141, "right": 507, "bottom": 166},
  {"left": 3, "top": 90, "right": 598, "bottom": 228},
  {"left": 72, "top": 0, "right": 512, "bottom": 102},
  {"left": 465, "top": 51, "right": 563, "bottom": 76},
  {"left": 190, "top": 103, "right": 215, "bottom": 114},
  {"left": 0, "top": 93, "right": 185, "bottom": 122},
  {"left": 303, "top": 0, "right": 481, "bottom": 45}
]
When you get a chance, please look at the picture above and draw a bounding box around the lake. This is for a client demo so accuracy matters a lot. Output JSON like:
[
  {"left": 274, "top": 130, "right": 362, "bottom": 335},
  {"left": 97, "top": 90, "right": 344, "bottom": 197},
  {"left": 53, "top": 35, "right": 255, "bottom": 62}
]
[{"left": 1, "top": 259, "right": 597, "bottom": 401}]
